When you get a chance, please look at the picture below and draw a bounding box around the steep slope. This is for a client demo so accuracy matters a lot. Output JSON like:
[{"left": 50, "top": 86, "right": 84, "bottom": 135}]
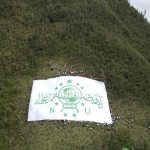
[{"left": 0, "top": 0, "right": 150, "bottom": 149}]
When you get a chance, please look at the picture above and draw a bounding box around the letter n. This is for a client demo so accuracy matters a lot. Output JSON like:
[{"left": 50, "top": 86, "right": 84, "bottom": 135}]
[
  {"left": 50, "top": 107, "right": 55, "bottom": 113},
  {"left": 85, "top": 108, "right": 90, "bottom": 114}
]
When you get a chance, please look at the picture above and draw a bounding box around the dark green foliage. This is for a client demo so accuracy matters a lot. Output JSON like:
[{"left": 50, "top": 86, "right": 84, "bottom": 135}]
[
  {"left": 102, "top": 128, "right": 134, "bottom": 149},
  {"left": 0, "top": 0, "right": 16, "bottom": 18},
  {"left": 134, "top": 139, "right": 149, "bottom": 150},
  {"left": 0, "top": 0, "right": 150, "bottom": 149}
]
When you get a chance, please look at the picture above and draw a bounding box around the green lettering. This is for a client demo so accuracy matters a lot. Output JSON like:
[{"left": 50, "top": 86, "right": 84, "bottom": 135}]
[
  {"left": 50, "top": 107, "right": 55, "bottom": 113},
  {"left": 35, "top": 93, "right": 50, "bottom": 104}
]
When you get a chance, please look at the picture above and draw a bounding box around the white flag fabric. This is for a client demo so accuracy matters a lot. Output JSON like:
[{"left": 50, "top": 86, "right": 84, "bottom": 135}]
[{"left": 28, "top": 76, "right": 112, "bottom": 124}]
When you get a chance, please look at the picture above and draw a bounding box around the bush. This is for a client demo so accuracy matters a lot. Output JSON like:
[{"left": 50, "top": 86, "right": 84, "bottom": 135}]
[{"left": 104, "top": 128, "right": 133, "bottom": 150}]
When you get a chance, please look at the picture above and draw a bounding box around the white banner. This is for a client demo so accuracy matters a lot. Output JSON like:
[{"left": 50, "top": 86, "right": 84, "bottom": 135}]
[{"left": 28, "top": 76, "right": 112, "bottom": 124}]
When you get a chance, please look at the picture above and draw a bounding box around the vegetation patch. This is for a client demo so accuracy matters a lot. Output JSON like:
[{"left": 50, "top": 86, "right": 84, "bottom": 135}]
[{"left": 0, "top": 0, "right": 150, "bottom": 149}]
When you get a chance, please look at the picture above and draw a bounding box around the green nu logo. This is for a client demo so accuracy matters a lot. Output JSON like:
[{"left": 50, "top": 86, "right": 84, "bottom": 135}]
[{"left": 58, "top": 85, "right": 82, "bottom": 112}]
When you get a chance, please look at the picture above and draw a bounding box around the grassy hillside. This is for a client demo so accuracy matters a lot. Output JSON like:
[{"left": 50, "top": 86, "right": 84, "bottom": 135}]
[{"left": 0, "top": 0, "right": 150, "bottom": 149}]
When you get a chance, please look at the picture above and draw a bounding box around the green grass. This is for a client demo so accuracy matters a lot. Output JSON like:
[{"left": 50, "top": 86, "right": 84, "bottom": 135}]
[
  {"left": 2, "top": 58, "right": 150, "bottom": 150},
  {"left": 1, "top": 0, "right": 150, "bottom": 149}
]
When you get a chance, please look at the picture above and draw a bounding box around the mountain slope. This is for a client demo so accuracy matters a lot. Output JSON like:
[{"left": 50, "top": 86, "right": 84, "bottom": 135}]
[{"left": 0, "top": 0, "right": 150, "bottom": 149}]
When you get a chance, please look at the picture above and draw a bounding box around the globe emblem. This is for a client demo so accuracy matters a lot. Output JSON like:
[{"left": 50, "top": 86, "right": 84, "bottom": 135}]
[{"left": 58, "top": 85, "right": 82, "bottom": 104}]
